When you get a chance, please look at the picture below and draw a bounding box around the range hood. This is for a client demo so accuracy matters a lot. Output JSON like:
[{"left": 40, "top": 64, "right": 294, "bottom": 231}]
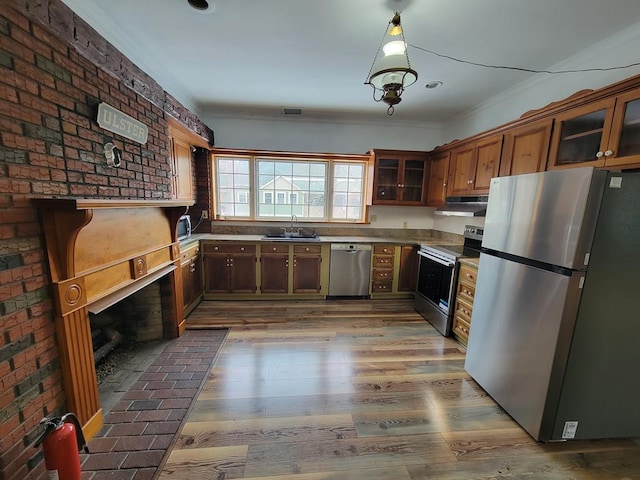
[{"left": 434, "top": 196, "right": 488, "bottom": 217}]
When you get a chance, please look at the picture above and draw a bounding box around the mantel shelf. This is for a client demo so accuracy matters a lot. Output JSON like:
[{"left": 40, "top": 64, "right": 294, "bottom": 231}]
[{"left": 33, "top": 198, "right": 194, "bottom": 210}]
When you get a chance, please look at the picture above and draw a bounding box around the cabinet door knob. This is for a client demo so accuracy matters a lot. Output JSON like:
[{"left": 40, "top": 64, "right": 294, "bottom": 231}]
[
  {"left": 240, "top": 247, "right": 245, "bottom": 251},
  {"left": 272, "top": 247, "right": 277, "bottom": 251},
  {"left": 596, "top": 151, "right": 604, "bottom": 158},
  {"left": 604, "top": 150, "right": 613, "bottom": 157}
]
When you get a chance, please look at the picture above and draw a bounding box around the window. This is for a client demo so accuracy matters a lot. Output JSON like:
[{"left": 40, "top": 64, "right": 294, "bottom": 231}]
[
  {"left": 333, "top": 163, "right": 364, "bottom": 220},
  {"left": 213, "top": 150, "right": 369, "bottom": 222},
  {"left": 216, "top": 157, "right": 250, "bottom": 217}
]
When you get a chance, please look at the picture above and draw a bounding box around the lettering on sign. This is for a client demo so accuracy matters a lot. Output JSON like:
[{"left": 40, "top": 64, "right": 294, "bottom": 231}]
[{"left": 97, "top": 102, "right": 148, "bottom": 144}]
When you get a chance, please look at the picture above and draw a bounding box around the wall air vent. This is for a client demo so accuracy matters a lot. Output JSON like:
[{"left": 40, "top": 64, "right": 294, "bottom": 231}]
[{"left": 282, "top": 107, "right": 303, "bottom": 116}]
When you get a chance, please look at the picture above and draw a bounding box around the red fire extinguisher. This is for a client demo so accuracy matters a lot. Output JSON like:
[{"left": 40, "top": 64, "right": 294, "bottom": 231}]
[{"left": 34, "top": 413, "right": 89, "bottom": 480}]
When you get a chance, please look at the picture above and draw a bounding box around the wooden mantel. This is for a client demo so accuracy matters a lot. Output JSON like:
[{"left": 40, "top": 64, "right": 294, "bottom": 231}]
[{"left": 34, "top": 198, "right": 194, "bottom": 440}]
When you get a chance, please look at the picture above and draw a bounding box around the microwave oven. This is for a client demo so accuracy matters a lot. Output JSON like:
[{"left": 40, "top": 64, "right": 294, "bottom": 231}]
[{"left": 177, "top": 214, "right": 191, "bottom": 241}]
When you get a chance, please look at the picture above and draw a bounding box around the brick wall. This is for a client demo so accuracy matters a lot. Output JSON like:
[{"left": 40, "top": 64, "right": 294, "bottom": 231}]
[
  {"left": 0, "top": 2, "right": 213, "bottom": 479},
  {"left": 192, "top": 147, "right": 212, "bottom": 233}
]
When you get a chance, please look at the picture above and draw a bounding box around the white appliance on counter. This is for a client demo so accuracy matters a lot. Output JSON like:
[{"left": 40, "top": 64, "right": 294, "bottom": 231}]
[{"left": 465, "top": 167, "right": 640, "bottom": 441}]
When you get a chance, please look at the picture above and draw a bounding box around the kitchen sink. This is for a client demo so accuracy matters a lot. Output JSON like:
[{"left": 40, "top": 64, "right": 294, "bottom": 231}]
[{"left": 262, "top": 232, "right": 319, "bottom": 241}]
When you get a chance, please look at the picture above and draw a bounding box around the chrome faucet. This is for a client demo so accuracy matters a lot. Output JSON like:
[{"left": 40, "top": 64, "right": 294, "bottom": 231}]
[{"left": 290, "top": 215, "right": 298, "bottom": 233}]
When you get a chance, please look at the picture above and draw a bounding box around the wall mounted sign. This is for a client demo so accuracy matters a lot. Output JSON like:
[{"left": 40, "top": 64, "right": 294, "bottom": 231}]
[{"left": 97, "top": 102, "right": 148, "bottom": 144}]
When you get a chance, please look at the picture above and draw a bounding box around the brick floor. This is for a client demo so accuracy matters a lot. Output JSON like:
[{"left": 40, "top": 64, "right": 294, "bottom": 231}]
[{"left": 80, "top": 329, "right": 227, "bottom": 479}]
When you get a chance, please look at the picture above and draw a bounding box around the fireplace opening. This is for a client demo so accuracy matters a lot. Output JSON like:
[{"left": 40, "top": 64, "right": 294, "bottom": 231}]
[{"left": 89, "top": 280, "right": 166, "bottom": 385}]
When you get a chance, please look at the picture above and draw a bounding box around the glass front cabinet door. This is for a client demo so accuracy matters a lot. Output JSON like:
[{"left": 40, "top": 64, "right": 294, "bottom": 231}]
[
  {"left": 606, "top": 89, "right": 640, "bottom": 167},
  {"left": 548, "top": 90, "right": 640, "bottom": 170},
  {"left": 372, "top": 151, "right": 428, "bottom": 205}
]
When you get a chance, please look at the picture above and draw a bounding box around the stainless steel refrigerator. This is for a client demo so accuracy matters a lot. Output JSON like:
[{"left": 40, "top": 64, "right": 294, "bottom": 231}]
[{"left": 464, "top": 166, "right": 640, "bottom": 441}]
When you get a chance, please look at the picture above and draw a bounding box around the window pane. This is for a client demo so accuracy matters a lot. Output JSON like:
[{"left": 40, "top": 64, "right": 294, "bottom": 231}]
[
  {"left": 215, "top": 157, "right": 251, "bottom": 218},
  {"left": 256, "top": 159, "right": 327, "bottom": 219},
  {"left": 333, "top": 162, "right": 365, "bottom": 220},
  {"left": 293, "top": 163, "right": 310, "bottom": 176}
]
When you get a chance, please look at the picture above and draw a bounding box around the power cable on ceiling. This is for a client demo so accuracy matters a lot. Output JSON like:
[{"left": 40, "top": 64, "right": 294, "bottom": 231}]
[{"left": 409, "top": 43, "right": 640, "bottom": 74}]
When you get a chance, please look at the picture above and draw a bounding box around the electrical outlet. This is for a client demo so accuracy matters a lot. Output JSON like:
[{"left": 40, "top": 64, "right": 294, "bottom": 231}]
[{"left": 201, "top": 210, "right": 208, "bottom": 219}]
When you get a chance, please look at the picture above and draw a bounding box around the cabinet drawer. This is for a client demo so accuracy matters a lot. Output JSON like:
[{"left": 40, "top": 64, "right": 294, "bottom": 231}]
[
  {"left": 372, "top": 269, "right": 393, "bottom": 282},
  {"left": 454, "top": 297, "right": 473, "bottom": 322},
  {"left": 293, "top": 244, "right": 321, "bottom": 254},
  {"left": 181, "top": 243, "right": 200, "bottom": 261},
  {"left": 373, "top": 245, "right": 396, "bottom": 255},
  {"left": 372, "top": 255, "right": 394, "bottom": 268},
  {"left": 203, "top": 243, "right": 256, "bottom": 254},
  {"left": 456, "top": 280, "right": 476, "bottom": 303},
  {"left": 453, "top": 316, "right": 471, "bottom": 342},
  {"left": 459, "top": 264, "right": 478, "bottom": 284},
  {"left": 372, "top": 281, "right": 392, "bottom": 293},
  {"left": 261, "top": 244, "right": 290, "bottom": 254}
]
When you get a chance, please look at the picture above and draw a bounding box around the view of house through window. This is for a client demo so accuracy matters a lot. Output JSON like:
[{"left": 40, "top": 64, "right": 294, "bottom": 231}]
[
  {"left": 213, "top": 153, "right": 367, "bottom": 222},
  {"left": 257, "top": 159, "right": 326, "bottom": 219}
]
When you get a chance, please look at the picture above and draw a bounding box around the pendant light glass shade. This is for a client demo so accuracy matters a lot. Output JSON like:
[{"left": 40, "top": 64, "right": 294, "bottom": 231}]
[{"left": 365, "top": 12, "right": 418, "bottom": 115}]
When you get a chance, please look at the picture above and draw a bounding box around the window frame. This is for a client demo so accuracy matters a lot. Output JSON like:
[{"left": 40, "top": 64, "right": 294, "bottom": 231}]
[{"left": 210, "top": 148, "right": 372, "bottom": 223}]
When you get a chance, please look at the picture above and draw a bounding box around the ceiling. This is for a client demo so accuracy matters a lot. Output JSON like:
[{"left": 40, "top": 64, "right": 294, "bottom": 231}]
[{"left": 60, "top": 0, "right": 640, "bottom": 124}]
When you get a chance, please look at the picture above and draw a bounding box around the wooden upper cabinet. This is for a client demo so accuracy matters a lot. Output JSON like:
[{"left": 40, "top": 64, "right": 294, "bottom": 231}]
[
  {"left": 448, "top": 144, "right": 475, "bottom": 195},
  {"left": 170, "top": 136, "right": 194, "bottom": 200},
  {"left": 167, "top": 117, "right": 210, "bottom": 201},
  {"left": 426, "top": 150, "right": 450, "bottom": 207},
  {"left": 448, "top": 135, "right": 502, "bottom": 196},
  {"left": 547, "top": 98, "right": 615, "bottom": 170},
  {"left": 604, "top": 88, "right": 640, "bottom": 168},
  {"left": 474, "top": 136, "right": 503, "bottom": 191},
  {"left": 371, "top": 150, "right": 429, "bottom": 205},
  {"left": 500, "top": 119, "right": 553, "bottom": 176},
  {"left": 548, "top": 89, "right": 640, "bottom": 170}
]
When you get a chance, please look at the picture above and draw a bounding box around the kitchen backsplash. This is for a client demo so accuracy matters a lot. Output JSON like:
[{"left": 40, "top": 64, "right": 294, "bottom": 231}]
[{"left": 205, "top": 223, "right": 463, "bottom": 243}]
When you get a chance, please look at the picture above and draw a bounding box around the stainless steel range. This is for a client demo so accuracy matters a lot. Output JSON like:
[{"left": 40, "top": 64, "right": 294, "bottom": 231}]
[{"left": 414, "top": 225, "right": 483, "bottom": 336}]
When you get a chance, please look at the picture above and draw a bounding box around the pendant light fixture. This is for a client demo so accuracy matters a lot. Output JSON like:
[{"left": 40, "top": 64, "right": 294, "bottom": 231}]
[{"left": 365, "top": 12, "right": 418, "bottom": 115}]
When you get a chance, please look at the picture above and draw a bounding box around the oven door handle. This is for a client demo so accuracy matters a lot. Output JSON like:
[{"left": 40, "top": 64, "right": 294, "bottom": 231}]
[{"left": 418, "top": 250, "right": 455, "bottom": 267}]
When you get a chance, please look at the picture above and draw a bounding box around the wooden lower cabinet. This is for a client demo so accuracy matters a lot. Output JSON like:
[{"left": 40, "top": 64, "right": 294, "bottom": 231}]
[
  {"left": 452, "top": 260, "right": 478, "bottom": 345},
  {"left": 398, "top": 245, "right": 418, "bottom": 292},
  {"left": 293, "top": 244, "right": 322, "bottom": 293},
  {"left": 203, "top": 243, "right": 257, "bottom": 294},
  {"left": 203, "top": 241, "right": 327, "bottom": 298},
  {"left": 371, "top": 245, "right": 395, "bottom": 293},
  {"left": 180, "top": 242, "right": 202, "bottom": 316},
  {"left": 260, "top": 244, "right": 289, "bottom": 293},
  {"left": 370, "top": 244, "right": 418, "bottom": 298}
]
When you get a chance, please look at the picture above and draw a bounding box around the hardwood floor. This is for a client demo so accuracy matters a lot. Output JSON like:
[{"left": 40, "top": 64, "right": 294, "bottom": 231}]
[{"left": 160, "top": 299, "right": 640, "bottom": 479}]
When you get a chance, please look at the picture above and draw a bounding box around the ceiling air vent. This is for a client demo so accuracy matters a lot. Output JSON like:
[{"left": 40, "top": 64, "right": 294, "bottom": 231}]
[{"left": 282, "top": 107, "right": 303, "bottom": 116}]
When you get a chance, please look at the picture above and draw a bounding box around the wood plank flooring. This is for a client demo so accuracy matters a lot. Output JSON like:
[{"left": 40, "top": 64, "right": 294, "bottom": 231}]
[{"left": 160, "top": 299, "right": 640, "bottom": 479}]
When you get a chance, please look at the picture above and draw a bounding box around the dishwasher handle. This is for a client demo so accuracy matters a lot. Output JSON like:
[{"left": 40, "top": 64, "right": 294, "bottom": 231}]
[{"left": 330, "top": 244, "right": 372, "bottom": 252}]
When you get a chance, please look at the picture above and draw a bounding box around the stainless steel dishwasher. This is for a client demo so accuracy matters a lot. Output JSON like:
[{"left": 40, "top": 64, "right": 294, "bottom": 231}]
[{"left": 328, "top": 244, "right": 372, "bottom": 298}]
